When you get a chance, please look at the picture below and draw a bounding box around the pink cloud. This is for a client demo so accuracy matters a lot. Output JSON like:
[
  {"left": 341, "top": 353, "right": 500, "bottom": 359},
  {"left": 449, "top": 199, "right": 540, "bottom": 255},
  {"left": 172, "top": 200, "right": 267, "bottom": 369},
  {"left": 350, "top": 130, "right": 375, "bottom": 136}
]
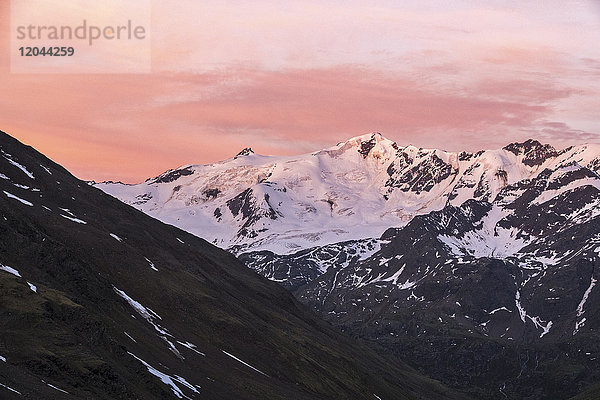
[
  {"left": 1, "top": 64, "right": 595, "bottom": 183},
  {"left": 1, "top": 2, "right": 599, "bottom": 182}
]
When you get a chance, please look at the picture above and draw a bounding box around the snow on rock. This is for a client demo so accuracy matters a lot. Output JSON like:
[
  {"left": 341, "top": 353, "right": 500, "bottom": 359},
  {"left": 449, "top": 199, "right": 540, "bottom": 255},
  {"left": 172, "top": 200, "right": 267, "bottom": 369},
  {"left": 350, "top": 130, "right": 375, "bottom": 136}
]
[
  {"left": 563, "top": 197, "right": 600, "bottom": 227},
  {"left": 574, "top": 317, "right": 587, "bottom": 335},
  {"left": 0, "top": 264, "right": 21, "bottom": 277},
  {"left": 113, "top": 286, "right": 185, "bottom": 359},
  {"left": 145, "top": 257, "right": 159, "bottom": 271},
  {"left": 60, "top": 214, "right": 87, "bottom": 224},
  {"left": 113, "top": 287, "right": 165, "bottom": 332},
  {"left": 46, "top": 383, "right": 69, "bottom": 394},
  {"left": 577, "top": 276, "right": 597, "bottom": 317},
  {"left": 40, "top": 164, "right": 52, "bottom": 175},
  {"left": 438, "top": 206, "right": 531, "bottom": 259},
  {"left": 515, "top": 290, "right": 553, "bottom": 338},
  {"left": 533, "top": 176, "right": 600, "bottom": 205},
  {"left": 2, "top": 150, "right": 34, "bottom": 179},
  {"left": 0, "top": 382, "right": 21, "bottom": 395},
  {"left": 381, "top": 264, "right": 406, "bottom": 285},
  {"left": 124, "top": 332, "right": 137, "bottom": 343},
  {"left": 222, "top": 350, "right": 268, "bottom": 376},
  {"left": 573, "top": 275, "right": 597, "bottom": 335},
  {"left": 176, "top": 341, "right": 205, "bottom": 356},
  {"left": 3, "top": 190, "right": 33, "bottom": 206},
  {"left": 128, "top": 352, "right": 199, "bottom": 399},
  {"left": 489, "top": 307, "right": 512, "bottom": 314}
]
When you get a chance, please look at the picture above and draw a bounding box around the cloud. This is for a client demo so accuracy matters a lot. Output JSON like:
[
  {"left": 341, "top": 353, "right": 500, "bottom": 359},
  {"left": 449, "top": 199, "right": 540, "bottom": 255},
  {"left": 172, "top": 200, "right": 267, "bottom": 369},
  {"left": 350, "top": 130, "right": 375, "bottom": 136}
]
[
  {"left": 526, "top": 121, "right": 599, "bottom": 144},
  {"left": 2, "top": 63, "right": 597, "bottom": 183},
  {"left": 1, "top": 1, "right": 599, "bottom": 182}
]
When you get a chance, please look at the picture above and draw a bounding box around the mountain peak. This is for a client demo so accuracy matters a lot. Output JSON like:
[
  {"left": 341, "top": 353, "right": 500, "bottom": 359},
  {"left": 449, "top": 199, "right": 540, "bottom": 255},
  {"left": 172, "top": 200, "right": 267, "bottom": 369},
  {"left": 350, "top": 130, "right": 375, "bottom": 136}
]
[
  {"left": 503, "top": 139, "right": 558, "bottom": 166},
  {"left": 235, "top": 147, "right": 255, "bottom": 158},
  {"left": 344, "top": 131, "right": 386, "bottom": 144},
  {"left": 335, "top": 132, "right": 399, "bottom": 159}
]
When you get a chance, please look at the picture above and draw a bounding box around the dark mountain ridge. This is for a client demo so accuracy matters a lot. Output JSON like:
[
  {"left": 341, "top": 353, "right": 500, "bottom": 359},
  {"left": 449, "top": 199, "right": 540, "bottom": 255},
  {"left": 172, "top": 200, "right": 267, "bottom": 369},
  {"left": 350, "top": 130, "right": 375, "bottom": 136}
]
[{"left": 0, "top": 130, "right": 464, "bottom": 399}]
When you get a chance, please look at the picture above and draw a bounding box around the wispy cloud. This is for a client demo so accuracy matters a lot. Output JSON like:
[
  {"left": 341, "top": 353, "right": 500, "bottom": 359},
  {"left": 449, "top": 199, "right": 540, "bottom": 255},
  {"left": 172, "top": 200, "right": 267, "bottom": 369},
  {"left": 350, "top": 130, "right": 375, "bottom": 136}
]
[{"left": 1, "top": 1, "right": 599, "bottom": 181}]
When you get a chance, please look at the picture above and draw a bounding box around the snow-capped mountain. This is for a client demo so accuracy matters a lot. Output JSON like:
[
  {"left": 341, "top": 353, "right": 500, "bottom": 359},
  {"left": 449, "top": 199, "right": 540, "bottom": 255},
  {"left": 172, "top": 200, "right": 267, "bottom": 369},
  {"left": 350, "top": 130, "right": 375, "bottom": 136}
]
[
  {"left": 98, "top": 133, "right": 600, "bottom": 399},
  {"left": 96, "top": 133, "right": 600, "bottom": 255},
  {"left": 241, "top": 137, "right": 600, "bottom": 399}
]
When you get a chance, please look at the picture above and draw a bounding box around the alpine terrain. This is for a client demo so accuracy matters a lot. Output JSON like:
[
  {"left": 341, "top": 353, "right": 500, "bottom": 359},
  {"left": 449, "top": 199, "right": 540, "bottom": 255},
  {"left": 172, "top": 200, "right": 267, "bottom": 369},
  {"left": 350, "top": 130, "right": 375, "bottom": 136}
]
[
  {"left": 0, "top": 129, "right": 468, "bottom": 400},
  {"left": 99, "top": 132, "right": 600, "bottom": 399}
]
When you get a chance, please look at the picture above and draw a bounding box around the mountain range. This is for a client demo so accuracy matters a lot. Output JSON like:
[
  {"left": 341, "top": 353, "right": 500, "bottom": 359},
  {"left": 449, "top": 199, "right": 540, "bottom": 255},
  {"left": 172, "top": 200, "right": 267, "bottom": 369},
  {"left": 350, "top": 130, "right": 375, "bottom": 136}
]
[
  {"left": 0, "top": 129, "right": 466, "bottom": 399},
  {"left": 98, "top": 133, "right": 600, "bottom": 399},
  {"left": 97, "top": 133, "right": 600, "bottom": 255}
]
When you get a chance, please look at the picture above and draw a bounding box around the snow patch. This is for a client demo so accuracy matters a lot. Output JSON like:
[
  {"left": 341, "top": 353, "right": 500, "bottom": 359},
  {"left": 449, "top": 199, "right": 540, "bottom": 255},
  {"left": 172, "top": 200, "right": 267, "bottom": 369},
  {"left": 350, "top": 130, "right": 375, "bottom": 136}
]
[
  {"left": 0, "top": 382, "right": 21, "bottom": 395},
  {"left": 60, "top": 214, "right": 87, "bottom": 224},
  {"left": 124, "top": 332, "right": 137, "bottom": 343},
  {"left": 128, "top": 352, "right": 199, "bottom": 399},
  {"left": 222, "top": 350, "right": 268, "bottom": 376},
  {"left": 113, "top": 287, "right": 185, "bottom": 358},
  {"left": 573, "top": 275, "right": 596, "bottom": 335},
  {"left": 489, "top": 307, "right": 512, "bottom": 314},
  {"left": 438, "top": 206, "right": 532, "bottom": 259},
  {"left": 40, "top": 164, "right": 52, "bottom": 175},
  {"left": 110, "top": 233, "right": 123, "bottom": 242},
  {"left": 2, "top": 151, "right": 34, "bottom": 179},
  {"left": 145, "top": 257, "right": 159, "bottom": 271},
  {"left": 27, "top": 282, "right": 37, "bottom": 293},
  {"left": 574, "top": 318, "right": 587, "bottom": 335},
  {"left": 3, "top": 191, "right": 33, "bottom": 206},
  {"left": 381, "top": 264, "right": 406, "bottom": 285},
  {"left": 113, "top": 287, "right": 169, "bottom": 336},
  {"left": 576, "top": 275, "right": 597, "bottom": 317},
  {"left": 0, "top": 264, "right": 21, "bottom": 277},
  {"left": 515, "top": 291, "right": 553, "bottom": 338},
  {"left": 176, "top": 341, "right": 205, "bottom": 356},
  {"left": 533, "top": 177, "right": 600, "bottom": 205},
  {"left": 46, "top": 383, "right": 69, "bottom": 394}
]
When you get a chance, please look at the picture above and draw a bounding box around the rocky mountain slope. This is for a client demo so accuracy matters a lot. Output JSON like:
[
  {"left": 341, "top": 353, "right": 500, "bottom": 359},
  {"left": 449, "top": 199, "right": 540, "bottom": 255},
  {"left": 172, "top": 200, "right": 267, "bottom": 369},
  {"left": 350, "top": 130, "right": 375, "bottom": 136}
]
[
  {"left": 241, "top": 139, "right": 600, "bottom": 398},
  {"left": 0, "top": 130, "right": 465, "bottom": 400},
  {"left": 99, "top": 133, "right": 600, "bottom": 399}
]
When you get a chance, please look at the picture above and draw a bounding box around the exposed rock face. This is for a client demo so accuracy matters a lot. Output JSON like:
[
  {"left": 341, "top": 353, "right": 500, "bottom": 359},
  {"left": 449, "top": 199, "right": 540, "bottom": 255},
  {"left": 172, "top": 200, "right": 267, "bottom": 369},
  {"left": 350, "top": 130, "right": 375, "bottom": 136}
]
[
  {"left": 235, "top": 147, "right": 255, "bottom": 158},
  {"left": 504, "top": 139, "right": 559, "bottom": 167},
  {"left": 152, "top": 166, "right": 194, "bottom": 183}
]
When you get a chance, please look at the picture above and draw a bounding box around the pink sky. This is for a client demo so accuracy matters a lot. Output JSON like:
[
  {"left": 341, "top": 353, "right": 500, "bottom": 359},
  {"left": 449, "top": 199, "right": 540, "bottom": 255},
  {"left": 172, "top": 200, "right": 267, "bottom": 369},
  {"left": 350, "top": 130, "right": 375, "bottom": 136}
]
[{"left": 2, "top": 1, "right": 600, "bottom": 182}]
